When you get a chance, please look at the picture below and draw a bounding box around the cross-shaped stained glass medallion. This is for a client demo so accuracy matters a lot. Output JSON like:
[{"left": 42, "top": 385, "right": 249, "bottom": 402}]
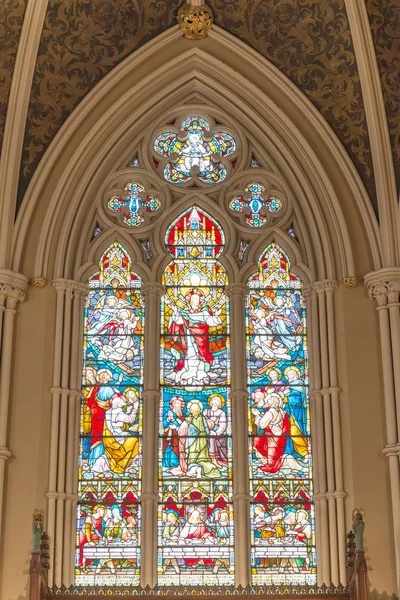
[
  {"left": 229, "top": 182, "right": 282, "bottom": 227},
  {"left": 107, "top": 182, "right": 161, "bottom": 227},
  {"left": 153, "top": 116, "right": 236, "bottom": 185}
]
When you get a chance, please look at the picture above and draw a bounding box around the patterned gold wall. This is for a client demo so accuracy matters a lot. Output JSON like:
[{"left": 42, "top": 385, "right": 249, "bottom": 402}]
[
  {"left": 17, "top": 0, "right": 181, "bottom": 207},
  {"left": 209, "top": 0, "right": 377, "bottom": 209},
  {"left": 367, "top": 0, "right": 400, "bottom": 194},
  {"left": 0, "top": 0, "right": 27, "bottom": 155},
  {"left": 13, "top": 0, "right": 387, "bottom": 214}
]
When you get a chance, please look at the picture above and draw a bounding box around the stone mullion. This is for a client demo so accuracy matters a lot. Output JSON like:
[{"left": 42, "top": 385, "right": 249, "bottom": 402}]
[
  {"left": 141, "top": 283, "right": 165, "bottom": 588},
  {"left": 226, "top": 283, "right": 251, "bottom": 588},
  {"left": 304, "top": 284, "right": 328, "bottom": 585},
  {"left": 63, "top": 283, "right": 88, "bottom": 586},
  {"left": 0, "top": 270, "right": 27, "bottom": 555}
]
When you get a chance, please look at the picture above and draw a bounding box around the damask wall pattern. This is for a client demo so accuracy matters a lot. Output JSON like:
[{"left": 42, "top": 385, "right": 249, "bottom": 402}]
[
  {"left": 367, "top": 0, "right": 400, "bottom": 194},
  {"left": 208, "top": 0, "right": 377, "bottom": 212},
  {"left": 17, "top": 0, "right": 378, "bottom": 213},
  {"left": 0, "top": 0, "right": 27, "bottom": 156},
  {"left": 17, "top": 0, "right": 181, "bottom": 208}
]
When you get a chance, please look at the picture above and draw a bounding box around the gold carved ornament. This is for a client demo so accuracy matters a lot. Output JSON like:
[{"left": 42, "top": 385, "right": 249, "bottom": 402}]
[
  {"left": 343, "top": 276, "right": 357, "bottom": 289},
  {"left": 177, "top": 3, "right": 214, "bottom": 40}
]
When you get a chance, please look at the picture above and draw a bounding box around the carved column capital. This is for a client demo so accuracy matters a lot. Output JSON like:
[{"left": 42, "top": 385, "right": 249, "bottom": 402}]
[
  {"left": 142, "top": 282, "right": 165, "bottom": 298},
  {"left": 364, "top": 268, "right": 400, "bottom": 307},
  {"left": 302, "top": 283, "right": 316, "bottom": 299},
  {"left": 52, "top": 278, "right": 88, "bottom": 298},
  {"left": 0, "top": 269, "right": 28, "bottom": 308},
  {"left": 226, "top": 283, "right": 249, "bottom": 298},
  {"left": 314, "top": 279, "right": 339, "bottom": 295}
]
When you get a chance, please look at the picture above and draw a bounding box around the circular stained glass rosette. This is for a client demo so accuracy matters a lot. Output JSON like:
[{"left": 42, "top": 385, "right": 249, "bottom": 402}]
[
  {"left": 180, "top": 116, "right": 211, "bottom": 132},
  {"left": 266, "top": 195, "right": 282, "bottom": 213}
]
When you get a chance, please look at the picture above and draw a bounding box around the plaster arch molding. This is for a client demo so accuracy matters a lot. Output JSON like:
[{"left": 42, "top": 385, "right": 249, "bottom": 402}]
[{"left": 12, "top": 26, "right": 381, "bottom": 283}]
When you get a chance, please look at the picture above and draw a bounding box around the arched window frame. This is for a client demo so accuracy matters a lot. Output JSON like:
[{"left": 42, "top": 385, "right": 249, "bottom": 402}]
[{"left": 45, "top": 109, "right": 347, "bottom": 591}]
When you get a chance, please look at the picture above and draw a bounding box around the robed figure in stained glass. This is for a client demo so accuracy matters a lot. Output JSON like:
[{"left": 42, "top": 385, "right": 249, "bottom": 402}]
[{"left": 167, "top": 289, "right": 222, "bottom": 385}]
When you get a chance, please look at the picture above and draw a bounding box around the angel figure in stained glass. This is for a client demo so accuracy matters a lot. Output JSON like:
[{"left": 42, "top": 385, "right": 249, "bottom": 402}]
[
  {"left": 167, "top": 289, "right": 222, "bottom": 385},
  {"left": 248, "top": 305, "right": 291, "bottom": 362}
]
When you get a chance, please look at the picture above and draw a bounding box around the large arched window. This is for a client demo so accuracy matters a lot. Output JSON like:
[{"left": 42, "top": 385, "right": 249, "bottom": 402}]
[
  {"left": 73, "top": 115, "right": 319, "bottom": 589},
  {"left": 159, "top": 207, "right": 234, "bottom": 586},
  {"left": 77, "top": 243, "right": 143, "bottom": 585}
]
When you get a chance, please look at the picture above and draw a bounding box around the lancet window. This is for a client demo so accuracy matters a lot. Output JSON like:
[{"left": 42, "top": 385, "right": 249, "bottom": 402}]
[
  {"left": 76, "top": 243, "right": 143, "bottom": 585},
  {"left": 247, "top": 244, "right": 316, "bottom": 583},
  {"left": 158, "top": 207, "right": 234, "bottom": 585}
]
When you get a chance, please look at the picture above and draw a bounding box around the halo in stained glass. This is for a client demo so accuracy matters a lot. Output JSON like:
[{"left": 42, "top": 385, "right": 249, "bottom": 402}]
[
  {"left": 107, "top": 181, "right": 161, "bottom": 227},
  {"left": 153, "top": 116, "right": 236, "bottom": 186}
]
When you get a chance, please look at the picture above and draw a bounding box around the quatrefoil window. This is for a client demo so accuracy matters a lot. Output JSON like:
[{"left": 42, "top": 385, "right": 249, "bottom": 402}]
[
  {"left": 153, "top": 116, "right": 236, "bottom": 185},
  {"left": 229, "top": 182, "right": 282, "bottom": 227},
  {"left": 107, "top": 182, "right": 161, "bottom": 227}
]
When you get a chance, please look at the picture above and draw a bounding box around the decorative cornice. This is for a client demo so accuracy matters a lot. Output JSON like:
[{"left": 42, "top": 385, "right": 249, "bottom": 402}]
[
  {"left": 226, "top": 283, "right": 249, "bottom": 298},
  {"left": 142, "top": 282, "right": 165, "bottom": 298},
  {"left": 177, "top": 2, "right": 214, "bottom": 40},
  {"left": 343, "top": 277, "right": 357, "bottom": 289},
  {"left": 0, "top": 447, "right": 12, "bottom": 462}
]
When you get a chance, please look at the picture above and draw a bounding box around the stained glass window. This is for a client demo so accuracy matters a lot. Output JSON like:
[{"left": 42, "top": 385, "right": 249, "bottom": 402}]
[
  {"left": 108, "top": 182, "right": 161, "bottom": 227},
  {"left": 76, "top": 243, "right": 143, "bottom": 585},
  {"left": 159, "top": 207, "right": 234, "bottom": 585},
  {"left": 288, "top": 225, "right": 297, "bottom": 240},
  {"left": 250, "top": 156, "right": 261, "bottom": 168},
  {"left": 229, "top": 182, "right": 282, "bottom": 227},
  {"left": 129, "top": 155, "right": 140, "bottom": 167},
  {"left": 238, "top": 240, "right": 250, "bottom": 262},
  {"left": 91, "top": 223, "right": 102, "bottom": 240},
  {"left": 154, "top": 117, "right": 236, "bottom": 185},
  {"left": 246, "top": 243, "right": 316, "bottom": 584}
]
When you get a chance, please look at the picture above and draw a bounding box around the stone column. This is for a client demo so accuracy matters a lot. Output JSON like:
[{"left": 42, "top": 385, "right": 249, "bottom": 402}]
[
  {"left": 47, "top": 279, "right": 88, "bottom": 587},
  {"left": 226, "top": 283, "right": 251, "bottom": 588},
  {"left": 303, "top": 284, "right": 329, "bottom": 585},
  {"left": 141, "top": 283, "right": 165, "bottom": 588},
  {"left": 365, "top": 269, "right": 400, "bottom": 595},
  {"left": 306, "top": 280, "right": 347, "bottom": 585},
  {"left": 0, "top": 269, "right": 28, "bottom": 555}
]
